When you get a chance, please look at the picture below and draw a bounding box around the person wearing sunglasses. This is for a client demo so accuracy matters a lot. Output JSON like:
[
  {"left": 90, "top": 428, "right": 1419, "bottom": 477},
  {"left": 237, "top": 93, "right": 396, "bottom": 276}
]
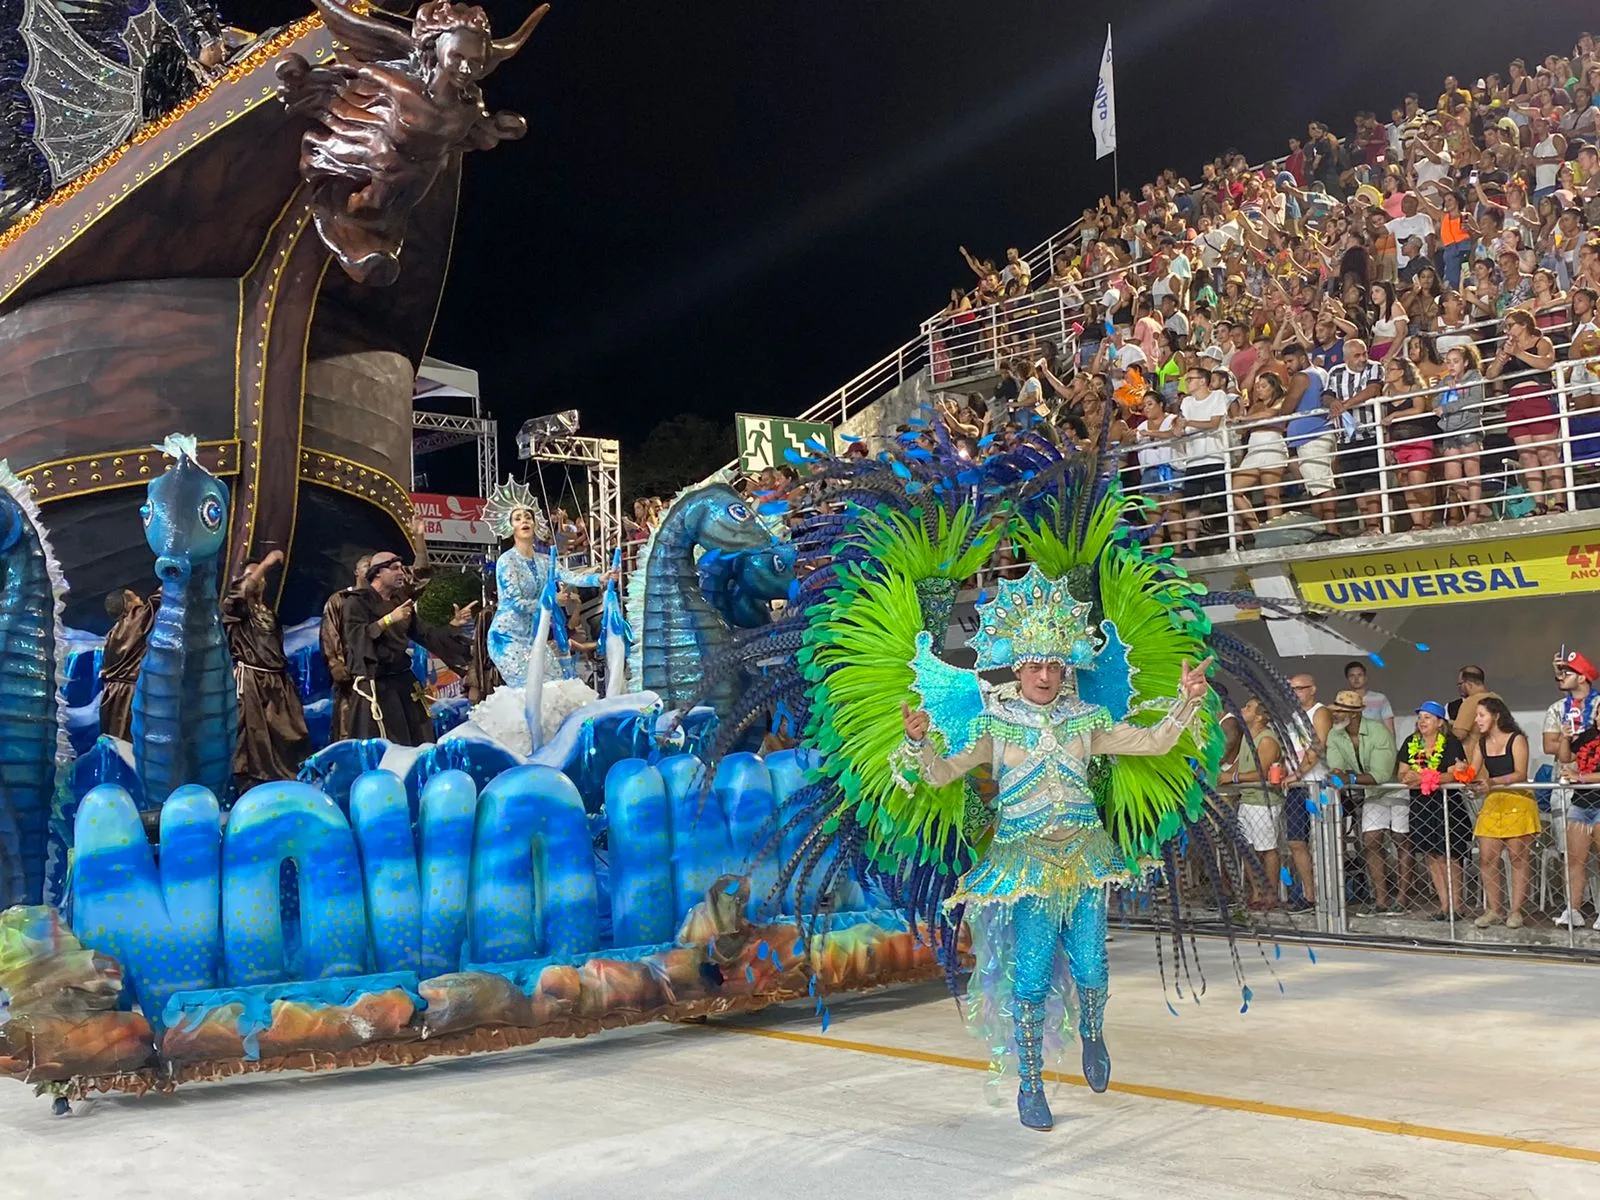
[
  {"left": 1548, "top": 651, "right": 1600, "bottom": 928},
  {"left": 340, "top": 551, "right": 475, "bottom": 745}
]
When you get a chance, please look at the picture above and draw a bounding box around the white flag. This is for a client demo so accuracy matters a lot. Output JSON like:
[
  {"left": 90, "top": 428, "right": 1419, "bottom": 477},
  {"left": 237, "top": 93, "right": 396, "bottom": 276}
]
[{"left": 1091, "top": 26, "right": 1117, "bottom": 160}]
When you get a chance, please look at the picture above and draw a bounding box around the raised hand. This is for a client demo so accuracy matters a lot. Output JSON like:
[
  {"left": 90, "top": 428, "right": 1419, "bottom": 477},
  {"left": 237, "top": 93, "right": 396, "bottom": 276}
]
[
  {"left": 1179, "top": 656, "right": 1215, "bottom": 700},
  {"left": 451, "top": 600, "right": 480, "bottom": 627},
  {"left": 901, "top": 702, "right": 930, "bottom": 741}
]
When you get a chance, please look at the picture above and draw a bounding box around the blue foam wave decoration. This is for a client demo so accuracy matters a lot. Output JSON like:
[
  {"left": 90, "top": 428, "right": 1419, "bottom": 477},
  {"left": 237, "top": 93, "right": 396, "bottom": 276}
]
[{"left": 67, "top": 742, "right": 880, "bottom": 1021}]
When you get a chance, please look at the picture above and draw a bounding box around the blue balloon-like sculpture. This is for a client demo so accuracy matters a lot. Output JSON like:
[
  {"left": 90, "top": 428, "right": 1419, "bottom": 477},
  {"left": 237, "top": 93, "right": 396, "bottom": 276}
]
[{"left": 68, "top": 747, "right": 863, "bottom": 1013}]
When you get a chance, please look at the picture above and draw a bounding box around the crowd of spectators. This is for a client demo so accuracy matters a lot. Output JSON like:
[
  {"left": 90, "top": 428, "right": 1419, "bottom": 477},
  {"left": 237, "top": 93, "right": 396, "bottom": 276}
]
[
  {"left": 1211, "top": 650, "right": 1600, "bottom": 936},
  {"left": 625, "top": 496, "right": 667, "bottom": 542},
  {"left": 925, "top": 34, "right": 1600, "bottom": 554}
]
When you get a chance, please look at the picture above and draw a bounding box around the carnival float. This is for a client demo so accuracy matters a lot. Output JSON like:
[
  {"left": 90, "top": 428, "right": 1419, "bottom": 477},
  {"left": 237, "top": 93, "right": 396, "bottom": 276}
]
[
  {"left": 0, "top": 0, "right": 959, "bottom": 1108},
  {"left": 0, "top": 0, "right": 1326, "bottom": 1122}
]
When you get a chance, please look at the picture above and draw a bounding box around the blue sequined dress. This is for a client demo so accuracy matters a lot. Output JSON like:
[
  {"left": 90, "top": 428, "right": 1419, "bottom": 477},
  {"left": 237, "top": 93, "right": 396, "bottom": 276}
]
[
  {"left": 486, "top": 547, "right": 599, "bottom": 686},
  {"left": 906, "top": 683, "right": 1200, "bottom": 1080}
]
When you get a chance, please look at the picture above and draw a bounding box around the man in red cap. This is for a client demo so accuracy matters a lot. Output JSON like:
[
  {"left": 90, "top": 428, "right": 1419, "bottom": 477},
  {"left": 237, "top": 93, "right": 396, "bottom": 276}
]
[
  {"left": 1548, "top": 650, "right": 1600, "bottom": 929},
  {"left": 1544, "top": 650, "right": 1599, "bottom": 761}
]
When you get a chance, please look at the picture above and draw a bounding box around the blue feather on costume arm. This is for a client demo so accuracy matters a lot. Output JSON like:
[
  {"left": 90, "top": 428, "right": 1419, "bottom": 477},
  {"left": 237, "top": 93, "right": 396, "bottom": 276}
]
[
  {"left": 543, "top": 550, "right": 570, "bottom": 654},
  {"left": 1076, "top": 618, "right": 1135, "bottom": 721},
  {"left": 908, "top": 630, "right": 985, "bottom": 754}
]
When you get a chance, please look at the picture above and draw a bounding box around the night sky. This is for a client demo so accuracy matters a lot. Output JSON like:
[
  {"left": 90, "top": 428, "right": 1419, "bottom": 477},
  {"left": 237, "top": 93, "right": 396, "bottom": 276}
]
[{"left": 233, "top": 0, "right": 1592, "bottom": 473}]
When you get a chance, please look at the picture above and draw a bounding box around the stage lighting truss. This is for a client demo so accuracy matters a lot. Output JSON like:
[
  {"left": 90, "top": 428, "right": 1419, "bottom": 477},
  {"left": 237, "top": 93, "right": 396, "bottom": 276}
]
[{"left": 517, "top": 416, "right": 624, "bottom": 579}]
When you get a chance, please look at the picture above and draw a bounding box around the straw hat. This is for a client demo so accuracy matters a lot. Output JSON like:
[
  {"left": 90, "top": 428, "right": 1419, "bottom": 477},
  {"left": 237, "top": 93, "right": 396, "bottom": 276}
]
[{"left": 1328, "top": 689, "right": 1366, "bottom": 716}]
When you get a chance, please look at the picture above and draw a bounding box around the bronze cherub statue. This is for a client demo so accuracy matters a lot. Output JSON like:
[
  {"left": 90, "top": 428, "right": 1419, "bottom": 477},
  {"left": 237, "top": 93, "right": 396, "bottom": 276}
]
[{"left": 277, "top": 0, "right": 548, "bottom": 285}]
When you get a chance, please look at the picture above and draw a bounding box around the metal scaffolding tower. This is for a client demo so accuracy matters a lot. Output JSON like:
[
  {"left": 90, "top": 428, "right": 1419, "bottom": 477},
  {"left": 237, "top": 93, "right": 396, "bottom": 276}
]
[
  {"left": 517, "top": 418, "right": 624, "bottom": 573},
  {"left": 411, "top": 356, "right": 498, "bottom": 571},
  {"left": 411, "top": 356, "right": 497, "bottom": 496}
]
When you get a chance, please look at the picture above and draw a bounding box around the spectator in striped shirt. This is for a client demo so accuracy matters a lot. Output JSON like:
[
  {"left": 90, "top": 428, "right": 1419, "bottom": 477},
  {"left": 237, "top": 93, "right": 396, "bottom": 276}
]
[{"left": 1326, "top": 339, "right": 1386, "bottom": 534}]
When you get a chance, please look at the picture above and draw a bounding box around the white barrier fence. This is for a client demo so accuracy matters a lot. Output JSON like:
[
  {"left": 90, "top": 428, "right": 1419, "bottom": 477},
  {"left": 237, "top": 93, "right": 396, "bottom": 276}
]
[{"left": 1202, "top": 779, "right": 1600, "bottom": 951}]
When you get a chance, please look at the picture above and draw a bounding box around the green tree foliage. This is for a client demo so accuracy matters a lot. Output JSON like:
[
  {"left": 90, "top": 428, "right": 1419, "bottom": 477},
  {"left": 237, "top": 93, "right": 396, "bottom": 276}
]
[
  {"left": 624, "top": 414, "right": 736, "bottom": 505},
  {"left": 416, "top": 569, "right": 484, "bottom": 627}
]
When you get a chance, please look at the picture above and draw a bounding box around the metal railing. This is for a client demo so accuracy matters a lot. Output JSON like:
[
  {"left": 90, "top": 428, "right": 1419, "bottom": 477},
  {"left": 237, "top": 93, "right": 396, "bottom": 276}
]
[
  {"left": 1197, "top": 778, "right": 1600, "bottom": 953},
  {"left": 928, "top": 289, "right": 1074, "bottom": 388},
  {"left": 926, "top": 273, "right": 1113, "bottom": 388},
  {"left": 1115, "top": 352, "right": 1600, "bottom": 559}
]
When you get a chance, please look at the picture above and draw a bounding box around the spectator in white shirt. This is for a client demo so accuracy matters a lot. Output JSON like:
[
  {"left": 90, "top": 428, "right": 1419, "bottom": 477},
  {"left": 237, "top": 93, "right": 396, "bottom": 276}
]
[
  {"left": 1160, "top": 294, "right": 1190, "bottom": 346},
  {"left": 1163, "top": 237, "right": 1194, "bottom": 308},
  {"left": 1411, "top": 126, "right": 1453, "bottom": 189},
  {"left": 1344, "top": 661, "right": 1396, "bottom": 736},
  {"left": 1197, "top": 216, "right": 1242, "bottom": 291},
  {"left": 1175, "top": 368, "right": 1231, "bottom": 555},
  {"left": 1386, "top": 194, "right": 1435, "bottom": 271},
  {"left": 1134, "top": 392, "right": 1184, "bottom": 546}
]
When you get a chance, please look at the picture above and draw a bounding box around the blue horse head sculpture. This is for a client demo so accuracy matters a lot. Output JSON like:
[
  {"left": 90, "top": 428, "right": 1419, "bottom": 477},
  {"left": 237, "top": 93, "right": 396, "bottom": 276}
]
[
  {"left": 641, "top": 483, "right": 776, "bottom": 714},
  {"left": 676, "top": 484, "right": 775, "bottom": 556},
  {"left": 131, "top": 436, "right": 237, "bottom": 806},
  {"left": 699, "top": 542, "right": 797, "bottom": 629},
  {"left": 140, "top": 435, "right": 230, "bottom": 584}
]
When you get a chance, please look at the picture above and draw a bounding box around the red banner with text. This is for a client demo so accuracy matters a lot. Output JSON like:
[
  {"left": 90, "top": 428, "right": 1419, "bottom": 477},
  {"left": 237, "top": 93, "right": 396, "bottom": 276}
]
[{"left": 409, "top": 492, "right": 496, "bottom": 545}]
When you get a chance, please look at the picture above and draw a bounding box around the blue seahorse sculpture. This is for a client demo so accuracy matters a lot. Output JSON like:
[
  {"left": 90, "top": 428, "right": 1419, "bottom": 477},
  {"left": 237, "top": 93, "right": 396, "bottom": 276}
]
[
  {"left": 0, "top": 461, "right": 70, "bottom": 907},
  {"left": 698, "top": 543, "right": 797, "bottom": 629},
  {"left": 641, "top": 484, "right": 775, "bottom": 716},
  {"left": 131, "top": 436, "right": 237, "bottom": 807}
]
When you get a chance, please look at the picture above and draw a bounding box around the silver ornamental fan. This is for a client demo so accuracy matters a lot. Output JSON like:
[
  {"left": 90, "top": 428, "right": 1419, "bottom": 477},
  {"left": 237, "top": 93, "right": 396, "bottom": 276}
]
[{"left": 20, "top": 0, "right": 141, "bottom": 185}]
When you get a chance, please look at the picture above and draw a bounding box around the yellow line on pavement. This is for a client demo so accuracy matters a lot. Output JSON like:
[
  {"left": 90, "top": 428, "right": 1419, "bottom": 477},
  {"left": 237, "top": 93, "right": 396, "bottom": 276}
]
[{"left": 712, "top": 1024, "right": 1600, "bottom": 1165}]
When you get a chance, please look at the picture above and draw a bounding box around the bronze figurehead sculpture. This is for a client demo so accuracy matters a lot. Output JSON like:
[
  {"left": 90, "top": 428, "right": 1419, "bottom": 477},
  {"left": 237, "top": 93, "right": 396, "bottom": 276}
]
[{"left": 276, "top": 0, "right": 548, "bottom": 285}]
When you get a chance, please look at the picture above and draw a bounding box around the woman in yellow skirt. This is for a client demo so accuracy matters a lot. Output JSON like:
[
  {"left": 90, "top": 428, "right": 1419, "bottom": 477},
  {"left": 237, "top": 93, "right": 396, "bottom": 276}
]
[{"left": 1468, "top": 697, "right": 1539, "bottom": 928}]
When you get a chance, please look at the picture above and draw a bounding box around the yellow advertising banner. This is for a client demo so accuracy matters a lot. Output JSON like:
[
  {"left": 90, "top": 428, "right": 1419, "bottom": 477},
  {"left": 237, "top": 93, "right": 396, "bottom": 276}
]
[{"left": 1292, "top": 532, "right": 1600, "bottom": 611}]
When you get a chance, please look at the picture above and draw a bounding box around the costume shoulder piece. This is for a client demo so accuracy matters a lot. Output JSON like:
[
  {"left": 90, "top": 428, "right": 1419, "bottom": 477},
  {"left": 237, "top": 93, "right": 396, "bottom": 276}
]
[
  {"left": 1075, "top": 618, "right": 1136, "bottom": 720},
  {"left": 907, "top": 630, "right": 984, "bottom": 754}
]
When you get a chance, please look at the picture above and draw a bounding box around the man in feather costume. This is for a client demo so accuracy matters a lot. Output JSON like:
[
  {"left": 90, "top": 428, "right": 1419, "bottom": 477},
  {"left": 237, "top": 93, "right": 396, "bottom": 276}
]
[
  {"left": 894, "top": 568, "right": 1211, "bottom": 1130},
  {"left": 690, "top": 427, "right": 1304, "bottom": 1135}
]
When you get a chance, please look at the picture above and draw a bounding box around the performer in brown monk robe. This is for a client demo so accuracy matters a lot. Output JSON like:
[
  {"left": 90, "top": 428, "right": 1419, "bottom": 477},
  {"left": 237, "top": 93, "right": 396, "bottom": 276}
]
[
  {"left": 225, "top": 551, "right": 311, "bottom": 791},
  {"left": 342, "top": 551, "right": 475, "bottom": 745},
  {"left": 98, "top": 588, "right": 158, "bottom": 740},
  {"left": 320, "top": 554, "right": 371, "bottom": 742},
  {"left": 465, "top": 597, "right": 502, "bottom": 703}
]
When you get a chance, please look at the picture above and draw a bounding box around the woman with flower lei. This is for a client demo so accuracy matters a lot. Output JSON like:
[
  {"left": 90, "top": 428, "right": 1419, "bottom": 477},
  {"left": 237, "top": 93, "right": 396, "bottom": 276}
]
[{"left": 1395, "top": 701, "right": 1473, "bottom": 921}]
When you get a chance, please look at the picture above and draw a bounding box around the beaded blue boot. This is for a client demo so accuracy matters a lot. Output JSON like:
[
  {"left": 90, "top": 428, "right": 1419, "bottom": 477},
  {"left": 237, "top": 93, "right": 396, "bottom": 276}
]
[
  {"left": 1014, "top": 998, "right": 1053, "bottom": 1130},
  {"left": 1079, "top": 985, "right": 1110, "bottom": 1093}
]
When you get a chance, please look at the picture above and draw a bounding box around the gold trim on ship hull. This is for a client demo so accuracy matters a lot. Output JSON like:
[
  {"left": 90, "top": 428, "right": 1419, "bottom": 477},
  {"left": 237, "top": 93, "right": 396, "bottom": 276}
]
[
  {"left": 21, "top": 440, "right": 239, "bottom": 502},
  {"left": 299, "top": 448, "right": 415, "bottom": 531}
]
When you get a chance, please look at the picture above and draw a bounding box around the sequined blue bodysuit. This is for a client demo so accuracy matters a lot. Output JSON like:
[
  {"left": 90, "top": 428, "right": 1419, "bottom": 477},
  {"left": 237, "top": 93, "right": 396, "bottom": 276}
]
[{"left": 904, "top": 683, "right": 1199, "bottom": 1097}]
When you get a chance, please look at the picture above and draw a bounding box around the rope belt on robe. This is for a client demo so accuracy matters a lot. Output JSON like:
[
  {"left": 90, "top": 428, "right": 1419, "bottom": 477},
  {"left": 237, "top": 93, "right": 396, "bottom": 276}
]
[{"left": 350, "top": 673, "right": 427, "bottom": 741}]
